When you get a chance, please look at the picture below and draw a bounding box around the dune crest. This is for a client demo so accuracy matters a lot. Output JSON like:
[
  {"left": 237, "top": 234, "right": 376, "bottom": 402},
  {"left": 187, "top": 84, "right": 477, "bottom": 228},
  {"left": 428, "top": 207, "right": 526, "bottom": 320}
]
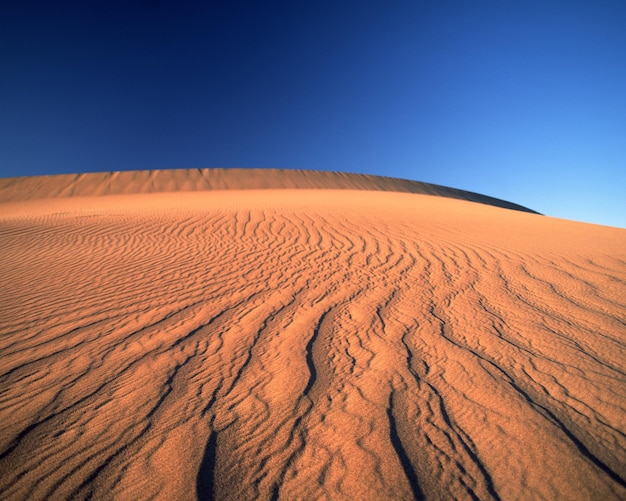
[
  {"left": 0, "top": 173, "right": 624, "bottom": 500},
  {"left": 0, "top": 168, "right": 539, "bottom": 214}
]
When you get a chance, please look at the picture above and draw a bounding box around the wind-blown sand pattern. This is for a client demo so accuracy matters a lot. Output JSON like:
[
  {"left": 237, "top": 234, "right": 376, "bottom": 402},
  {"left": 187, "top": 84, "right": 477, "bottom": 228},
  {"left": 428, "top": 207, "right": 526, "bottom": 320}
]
[{"left": 0, "top": 170, "right": 624, "bottom": 500}]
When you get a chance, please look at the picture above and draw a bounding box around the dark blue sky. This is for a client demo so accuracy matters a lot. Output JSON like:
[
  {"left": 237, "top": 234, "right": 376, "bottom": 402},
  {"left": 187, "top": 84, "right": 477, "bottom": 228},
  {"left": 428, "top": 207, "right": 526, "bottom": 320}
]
[{"left": 1, "top": 1, "right": 625, "bottom": 227}]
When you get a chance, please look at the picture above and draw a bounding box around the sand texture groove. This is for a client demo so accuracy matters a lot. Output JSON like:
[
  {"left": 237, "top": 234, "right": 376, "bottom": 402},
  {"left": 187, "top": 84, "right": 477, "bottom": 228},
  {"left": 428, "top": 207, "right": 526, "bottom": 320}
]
[{"left": 0, "top": 171, "right": 624, "bottom": 500}]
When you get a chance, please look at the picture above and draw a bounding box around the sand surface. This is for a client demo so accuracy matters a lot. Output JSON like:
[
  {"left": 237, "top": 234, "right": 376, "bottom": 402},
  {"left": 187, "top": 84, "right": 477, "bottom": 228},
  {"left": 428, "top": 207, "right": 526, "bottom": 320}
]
[{"left": 0, "top": 170, "right": 625, "bottom": 500}]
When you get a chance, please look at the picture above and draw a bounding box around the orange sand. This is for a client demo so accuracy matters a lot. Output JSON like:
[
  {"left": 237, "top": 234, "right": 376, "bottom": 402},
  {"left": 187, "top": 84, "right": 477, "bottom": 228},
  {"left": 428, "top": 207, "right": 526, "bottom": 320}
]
[{"left": 0, "top": 170, "right": 624, "bottom": 500}]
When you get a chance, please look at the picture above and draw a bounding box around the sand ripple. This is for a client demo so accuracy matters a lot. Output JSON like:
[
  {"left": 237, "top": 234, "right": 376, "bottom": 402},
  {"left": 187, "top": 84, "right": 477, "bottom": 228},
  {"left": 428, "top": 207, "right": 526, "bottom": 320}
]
[{"left": 0, "top": 189, "right": 624, "bottom": 500}]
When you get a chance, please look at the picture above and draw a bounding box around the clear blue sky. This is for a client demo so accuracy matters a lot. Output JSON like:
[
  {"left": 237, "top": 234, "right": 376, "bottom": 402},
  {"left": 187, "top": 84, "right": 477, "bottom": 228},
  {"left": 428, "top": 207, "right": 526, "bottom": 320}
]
[{"left": 1, "top": 1, "right": 625, "bottom": 227}]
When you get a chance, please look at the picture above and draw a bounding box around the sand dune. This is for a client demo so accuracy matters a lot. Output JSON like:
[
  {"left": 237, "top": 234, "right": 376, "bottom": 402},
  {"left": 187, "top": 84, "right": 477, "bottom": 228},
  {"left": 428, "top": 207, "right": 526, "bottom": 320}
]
[{"left": 0, "top": 170, "right": 624, "bottom": 500}]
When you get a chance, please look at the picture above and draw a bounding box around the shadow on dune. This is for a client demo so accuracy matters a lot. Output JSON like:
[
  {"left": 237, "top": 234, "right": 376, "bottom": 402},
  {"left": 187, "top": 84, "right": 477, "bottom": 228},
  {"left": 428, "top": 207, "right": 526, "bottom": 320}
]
[
  {"left": 196, "top": 432, "right": 218, "bottom": 501},
  {"left": 387, "top": 395, "right": 425, "bottom": 500}
]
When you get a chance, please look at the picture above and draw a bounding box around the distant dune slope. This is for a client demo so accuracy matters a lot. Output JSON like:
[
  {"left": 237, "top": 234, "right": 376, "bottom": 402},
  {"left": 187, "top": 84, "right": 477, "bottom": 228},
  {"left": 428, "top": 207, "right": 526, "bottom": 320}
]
[
  {"left": 1, "top": 177, "right": 625, "bottom": 500},
  {"left": 0, "top": 168, "right": 539, "bottom": 213}
]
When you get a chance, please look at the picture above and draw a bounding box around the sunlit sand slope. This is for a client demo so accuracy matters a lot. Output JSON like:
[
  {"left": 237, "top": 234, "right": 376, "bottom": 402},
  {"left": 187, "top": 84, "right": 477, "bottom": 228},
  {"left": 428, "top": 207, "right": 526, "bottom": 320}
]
[
  {"left": 0, "top": 187, "right": 624, "bottom": 500},
  {"left": 0, "top": 168, "right": 538, "bottom": 213}
]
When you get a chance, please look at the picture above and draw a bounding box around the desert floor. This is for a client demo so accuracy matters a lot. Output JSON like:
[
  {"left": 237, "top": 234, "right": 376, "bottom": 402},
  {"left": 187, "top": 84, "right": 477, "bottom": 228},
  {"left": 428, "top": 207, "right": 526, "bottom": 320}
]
[{"left": 0, "top": 177, "right": 625, "bottom": 500}]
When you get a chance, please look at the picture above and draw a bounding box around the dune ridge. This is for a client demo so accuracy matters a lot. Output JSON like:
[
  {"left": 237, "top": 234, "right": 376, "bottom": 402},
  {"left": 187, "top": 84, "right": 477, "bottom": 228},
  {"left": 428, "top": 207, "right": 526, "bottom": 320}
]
[
  {"left": 0, "top": 168, "right": 539, "bottom": 214},
  {"left": 0, "top": 173, "right": 625, "bottom": 500}
]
